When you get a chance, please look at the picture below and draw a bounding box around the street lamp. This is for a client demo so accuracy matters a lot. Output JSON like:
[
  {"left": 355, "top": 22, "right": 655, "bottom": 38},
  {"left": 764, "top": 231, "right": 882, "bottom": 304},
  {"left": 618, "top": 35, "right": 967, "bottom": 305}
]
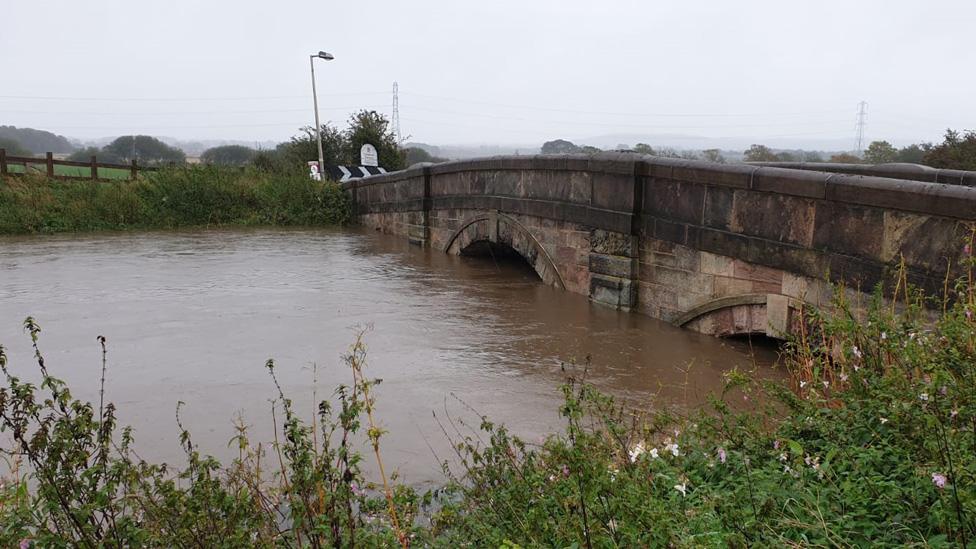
[{"left": 309, "top": 51, "right": 335, "bottom": 178}]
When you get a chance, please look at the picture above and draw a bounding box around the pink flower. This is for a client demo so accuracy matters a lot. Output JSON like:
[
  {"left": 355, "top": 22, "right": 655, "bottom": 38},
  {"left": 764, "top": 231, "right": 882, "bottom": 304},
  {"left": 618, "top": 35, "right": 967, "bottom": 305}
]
[
  {"left": 561, "top": 465, "right": 570, "bottom": 477},
  {"left": 773, "top": 440, "right": 780, "bottom": 450},
  {"left": 932, "top": 472, "right": 947, "bottom": 489},
  {"left": 965, "top": 244, "right": 972, "bottom": 256},
  {"left": 19, "top": 540, "right": 31, "bottom": 549},
  {"left": 717, "top": 447, "right": 727, "bottom": 464}
]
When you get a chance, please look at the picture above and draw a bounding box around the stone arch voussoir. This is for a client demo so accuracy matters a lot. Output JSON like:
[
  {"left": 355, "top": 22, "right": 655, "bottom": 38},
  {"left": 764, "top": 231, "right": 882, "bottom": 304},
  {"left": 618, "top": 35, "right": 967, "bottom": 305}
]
[
  {"left": 445, "top": 213, "right": 566, "bottom": 290},
  {"left": 673, "top": 293, "right": 809, "bottom": 339}
]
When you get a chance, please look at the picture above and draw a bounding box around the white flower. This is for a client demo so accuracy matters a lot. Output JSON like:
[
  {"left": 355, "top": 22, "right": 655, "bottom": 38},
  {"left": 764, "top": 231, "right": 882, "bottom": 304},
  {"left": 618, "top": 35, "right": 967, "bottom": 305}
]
[
  {"left": 852, "top": 346, "right": 863, "bottom": 359},
  {"left": 919, "top": 393, "right": 929, "bottom": 402},
  {"left": 840, "top": 373, "right": 849, "bottom": 382},
  {"left": 879, "top": 417, "right": 889, "bottom": 424},
  {"left": 822, "top": 381, "right": 830, "bottom": 389},
  {"left": 608, "top": 519, "right": 618, "bottom": 533},
  {"left": 628, "top": 442, "right": 645, "bottom": 463},
  {"left": 674, "top": 482, "right": 687, "bottom": 496},
  {"left": 881, "top": 332, "right": 887, "bottom": 340},
  {"left": 649, "top": 447, "right": 659, "bottom": 459},
  {"left": 778, "top": 453, "right": 788, "bottom": 462},
  {"left": 665, "top": 443, "right": 680, "bottom": 457},
  {"left": 799, "top": 380, "right": 808, "bottom": 388}
]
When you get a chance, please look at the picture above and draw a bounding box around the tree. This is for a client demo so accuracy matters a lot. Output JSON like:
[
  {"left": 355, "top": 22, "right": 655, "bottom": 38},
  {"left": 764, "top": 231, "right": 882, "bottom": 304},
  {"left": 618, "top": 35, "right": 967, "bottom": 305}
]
[
  {"left": 201, "top": 145, "right": 257, "bottom": 167},
  {"left": 863, "top": 141, "right": 898, "bottom": 164},
  {"left": 829, "top": 153, "right": 862, "bottom": 163},
  {"left": 66, "top": 146, "right": 103, "bottom": 162},
  {"left": 403, "top": 147, "right": 447, "bottom": 165},
  {"left": 0, "top": 137, "right": 30, "bottom": 156},
  {"left": 773, "top": 151, "right": 796, "bottom": 162},
  {"left": 701, "top": 149, "right": 725, "bottom": 163},
  {"left": 632, "top": 143, "right": 655, "bottom": 155},
  {"left": 896, "top": 144, "right": 928, "bottom": 164},
  {"left": 101, "top": 135, "right": 185, "bottom": 165},
  {"left": 743, "top": 144, "right": 778, "bottom": 162},
  {"left": 801, "top": 151, "right": 824, "bottom": 162},
  {"left": 540, "top": 139, "right": 580, "bottom": 154},
  {"left": 0, "top": 126, "right": 73, "bottom": 154},
  {"left": 580, "top": 145, "right": 602, "bottom": 155},
  {"left": 343, "top": 110, "right": 404, "bottom": 171},
  {"left": 922, "top": 129, "right": 976, "bottom": 171}
]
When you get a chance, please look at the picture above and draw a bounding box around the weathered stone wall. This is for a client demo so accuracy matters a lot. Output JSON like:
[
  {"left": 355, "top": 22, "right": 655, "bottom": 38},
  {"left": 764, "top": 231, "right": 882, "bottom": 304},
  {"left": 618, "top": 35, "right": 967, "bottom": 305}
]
[{"left": 344, "top": 154, "right": 976, "bottom": 338}]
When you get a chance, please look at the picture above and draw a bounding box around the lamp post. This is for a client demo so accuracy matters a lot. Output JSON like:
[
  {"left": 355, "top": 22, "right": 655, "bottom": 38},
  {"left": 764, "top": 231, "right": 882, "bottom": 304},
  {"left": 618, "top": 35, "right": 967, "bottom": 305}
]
[{"left": 309, "top": 50, "right": 334, "bottom": 178}]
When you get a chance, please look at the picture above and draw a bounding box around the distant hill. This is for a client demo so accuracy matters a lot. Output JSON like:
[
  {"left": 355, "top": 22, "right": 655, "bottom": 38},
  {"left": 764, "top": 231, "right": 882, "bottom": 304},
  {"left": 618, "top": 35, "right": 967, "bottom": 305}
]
[{"left": 0, "top": 126, "right": 74, "bottom": 154}]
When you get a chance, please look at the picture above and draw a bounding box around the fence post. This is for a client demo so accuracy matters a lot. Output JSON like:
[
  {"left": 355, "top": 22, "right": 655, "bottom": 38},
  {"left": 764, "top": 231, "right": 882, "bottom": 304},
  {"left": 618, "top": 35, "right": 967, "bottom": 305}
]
[
  {"left": 131, "top": 159, "right": 138, "bottom": 180},
  {"left": 91, "top": 156, "right": 98, "bottom": 180},
  {"left": 46, "top": 152, "right": 55, "bottom": 177},
  {"left": 0, "top": 148, "right": 7, "bottom": 176}
]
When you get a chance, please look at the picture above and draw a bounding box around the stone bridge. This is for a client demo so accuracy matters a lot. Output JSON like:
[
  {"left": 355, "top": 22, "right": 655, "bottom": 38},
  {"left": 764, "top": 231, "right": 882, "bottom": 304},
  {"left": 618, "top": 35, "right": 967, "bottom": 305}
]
[{"left": 344, "top": 154, "right": 976, "bottom": 338}]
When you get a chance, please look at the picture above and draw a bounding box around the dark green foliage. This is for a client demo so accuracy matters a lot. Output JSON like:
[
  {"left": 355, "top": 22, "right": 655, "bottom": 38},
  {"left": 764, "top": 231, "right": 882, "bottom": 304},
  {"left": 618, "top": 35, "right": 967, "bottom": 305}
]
[
  {"left": 924, "top": 129, "right": 976, "bottom": 170},
  {"left": 0, "top": 166, "right": 350, "bottom": 234},
  {"left": 100, "top": 135, "right": 186, "bottom": 166},
  {"left": 65, "top": 146, "right": 102, "bottom": 162},
  {"left": 0, "top": 126, "right": 74, "bottom": 154},
  {"left": 541, "top": 139, "right": 581, "bottom": 154},
  {"left": 200, "top": 145, "right": 257, "bottom": 167},
  {"left": 864, "top": 140, "right": 899, "bottom": 164},
  {"left": 0, "top": 137, "right": 30, "bottom": 156},
  {"left": 343, "top": 110, "right": 405, "bottom": 171}
]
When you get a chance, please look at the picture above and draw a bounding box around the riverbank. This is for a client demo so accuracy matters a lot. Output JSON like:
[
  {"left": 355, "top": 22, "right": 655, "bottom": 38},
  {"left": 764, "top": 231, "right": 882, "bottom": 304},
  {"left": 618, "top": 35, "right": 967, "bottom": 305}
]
[
  {"left": 2, "top": 260, "right": 973, "bottom": 546},
  {"left": 0, "top": 167, "right": 350, "bottom": 234}
]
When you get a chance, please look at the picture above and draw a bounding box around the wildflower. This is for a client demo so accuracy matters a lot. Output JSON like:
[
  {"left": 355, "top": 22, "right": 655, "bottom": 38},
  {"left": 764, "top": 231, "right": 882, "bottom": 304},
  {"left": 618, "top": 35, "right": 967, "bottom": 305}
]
[
  {"left": 951, "top": 409, "right": 959, "bottom": 419},
  {"left": 608, "top": 467, "right": 619, "bottom": 481},
  {"left": 628, "top": 442, "right": 645, "bottom": 463},
  {"left": 773, "top": 440, "right": 780, "bottom": 450},
  {"left": 665, "top": 443, "right": 680, "bottom": 457},
  {"left": 778, "top": 453, "right": 788, "bottom": 462},
  {"left": 919, "top": 393, "right": 929, "bottom": 402},
  {"left": 967, "top": 309, "right": 973, "bottom": 320},
  {"left": 840, "top": 373, "right": 849, "bottom": 382},
  {"left": 879, "top": 417, "right": 888, "bottom": 424},
  {"left": 717, "top": 447, "right": 727, "bottom": 464},
  {"left": 561, "top": 465, "right": 570, "bottom": 477},
  {"left": 673, "top": 428, "right": 681, "bottom": 437},
  {"left": 608, "top": 519, "right": 618, "bottom": 533},
  {"left": 649, "top": 447, "right": 659, "bottom": 459},
  {"left": 939, "top": 385, "right": 948, "bottom": 396},
  {"left": 932, "top": 472, "right": 947, "bottom": 489},
  {"left": 674, "top": 482, "right": 687, "bottom": 496},
  {"left": 822, "top": 380, "right": 829, "bottom": 389},
  {"left": 852, "top": 346, "right": 863, "bottom": 359},
  {"left": 880, "top": 331, "right": 887, "bottom": 340},
  {"left": 965, "top": 244, "right": 972, "bottom": 256},
  {"left": 783, "top": 465, "right": 792, "bottom": 474},
  {"left": 20, "top": 540, "right": 31, "bottom": 549},
  {"left": 799, "top": 380, "right": 807, "bottom": 388},
  {"left": 350, "top": 482, "right": 363, "bottom": 497}
]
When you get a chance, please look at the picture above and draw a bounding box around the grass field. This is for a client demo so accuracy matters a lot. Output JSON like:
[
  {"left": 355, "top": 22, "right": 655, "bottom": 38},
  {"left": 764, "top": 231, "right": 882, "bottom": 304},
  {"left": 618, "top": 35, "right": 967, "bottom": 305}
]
[{"left": 4, "top": 162, "right": 133, "bottom": 180}]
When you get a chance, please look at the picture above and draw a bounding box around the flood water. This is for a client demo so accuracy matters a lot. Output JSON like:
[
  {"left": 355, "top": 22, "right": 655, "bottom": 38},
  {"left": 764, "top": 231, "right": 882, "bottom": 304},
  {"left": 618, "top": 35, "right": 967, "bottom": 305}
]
[{"left": 0, "top": 227, "right": 780, "bottom": 487}]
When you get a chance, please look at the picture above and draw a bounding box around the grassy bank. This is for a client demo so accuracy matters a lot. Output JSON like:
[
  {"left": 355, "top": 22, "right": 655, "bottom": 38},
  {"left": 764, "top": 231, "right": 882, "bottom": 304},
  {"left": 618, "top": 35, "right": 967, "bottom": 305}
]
[
  {"left": 0, "top": 166, "right": 350, "bottom": 234},
  {"left": 1, "top": 268, "right": 974, "bottom": 546}
]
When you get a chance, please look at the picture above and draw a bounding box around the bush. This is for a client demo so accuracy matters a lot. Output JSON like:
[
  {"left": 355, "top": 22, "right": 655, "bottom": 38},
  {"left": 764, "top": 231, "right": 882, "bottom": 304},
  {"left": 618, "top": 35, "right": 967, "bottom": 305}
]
[{"left": 0, "top": 166, "right": 350, "bottom": 234}]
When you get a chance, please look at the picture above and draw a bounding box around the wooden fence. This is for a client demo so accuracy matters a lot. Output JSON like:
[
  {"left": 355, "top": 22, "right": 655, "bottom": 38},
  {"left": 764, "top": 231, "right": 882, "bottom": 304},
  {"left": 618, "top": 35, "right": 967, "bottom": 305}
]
[{"left": 0, "top": 149, "right": 159, "bottom": 181}]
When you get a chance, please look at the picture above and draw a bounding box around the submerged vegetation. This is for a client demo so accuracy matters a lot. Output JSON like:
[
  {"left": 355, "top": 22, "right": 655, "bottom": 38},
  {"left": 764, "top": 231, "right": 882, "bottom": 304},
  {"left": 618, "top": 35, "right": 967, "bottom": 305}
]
[
  {"left": 1, "top": 261, "right": 975, "bottom": 546},
  {"left": 0, "top": 166, "right": 350, "bottom": 234}
]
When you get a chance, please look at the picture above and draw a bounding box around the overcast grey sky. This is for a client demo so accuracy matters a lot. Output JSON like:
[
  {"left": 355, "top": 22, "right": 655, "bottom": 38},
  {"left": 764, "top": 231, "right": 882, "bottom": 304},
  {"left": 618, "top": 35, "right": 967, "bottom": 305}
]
[{"left": 2, "top": 0, "right": 974, "bottom": 148}]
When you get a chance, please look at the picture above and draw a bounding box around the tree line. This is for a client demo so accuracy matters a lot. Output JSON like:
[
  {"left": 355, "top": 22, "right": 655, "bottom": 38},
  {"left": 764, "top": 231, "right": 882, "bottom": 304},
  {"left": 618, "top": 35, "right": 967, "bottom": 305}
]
[{"left": 540, "top": 129, "right": 976, "bottom": 171}]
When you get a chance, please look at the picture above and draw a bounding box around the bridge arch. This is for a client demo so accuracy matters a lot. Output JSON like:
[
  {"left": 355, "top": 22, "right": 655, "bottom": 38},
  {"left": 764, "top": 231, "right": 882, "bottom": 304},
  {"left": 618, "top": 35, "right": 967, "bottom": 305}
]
[
  {"left": 445, "top": 213, "right": 566, "bottom": 290},
  {"left": 673, "top": 294, "right": 806, "bottom": 340}
]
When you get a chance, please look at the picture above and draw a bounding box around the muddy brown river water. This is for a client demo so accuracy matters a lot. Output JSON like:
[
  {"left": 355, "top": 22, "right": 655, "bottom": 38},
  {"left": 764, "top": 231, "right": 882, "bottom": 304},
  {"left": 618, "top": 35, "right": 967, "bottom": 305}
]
[{"left": 0, "top": 227, "right": 780, "bottom": 487}]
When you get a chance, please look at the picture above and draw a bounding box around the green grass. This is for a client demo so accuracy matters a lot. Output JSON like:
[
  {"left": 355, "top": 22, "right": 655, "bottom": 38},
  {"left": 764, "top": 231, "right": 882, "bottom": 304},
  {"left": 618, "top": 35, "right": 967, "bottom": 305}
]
[
  {"left": 4, "top": 162, "right": 132, "bottom": 180},
  {"left": 0, "top": 166, "right": 350, "bottom": 234}
]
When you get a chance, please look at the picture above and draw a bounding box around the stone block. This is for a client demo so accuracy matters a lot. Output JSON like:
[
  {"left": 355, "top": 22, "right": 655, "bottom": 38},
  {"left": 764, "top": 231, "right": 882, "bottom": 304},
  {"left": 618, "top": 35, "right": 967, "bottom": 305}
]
[
  {"left": 882, "top": 211, "right": 966, "bottom": 271},
  {"left": 766, "top": 294, "right": 790, "bottom": 337},
  {"left": 730, "top": 190, "right": 816, "bottom": 246},
  {"left": 590, "top": 229, "right": 637, "bottom": 256},
  {"left": 590, "top": 274, "right": 637, "bottom": 310},
  {"left": 733, "top": 259, "right": 783, "bottom": 285},
  {"left": 813, "top": 201, "right": 884, "bottom": 260},
  {"left": 639, "top": 239, "right": 700, "bottom": 272},
  {"left": 589, "top": 253, "right": 637, "bottom": 279},
  {"left": 643, "top": 178, "right": 706, "bottom": 225},
  {"left": 704, "top": 186, "right": 734, "bottom": 230},
  {"left": 700, "top": 251, "right": 735, "bottom": 277}
]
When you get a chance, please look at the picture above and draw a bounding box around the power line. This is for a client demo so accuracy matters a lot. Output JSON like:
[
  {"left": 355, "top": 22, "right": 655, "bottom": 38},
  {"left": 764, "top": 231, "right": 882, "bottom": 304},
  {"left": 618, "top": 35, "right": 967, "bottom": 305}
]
[
  {"left": 400, "top": 92, "right": 851, "bottom": 118},
  {"left": 0, "top": 105, "right": 386, "bottom": 116},
  {"left": 0, "top": 92, "right": 388, "bottom": 102}
]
